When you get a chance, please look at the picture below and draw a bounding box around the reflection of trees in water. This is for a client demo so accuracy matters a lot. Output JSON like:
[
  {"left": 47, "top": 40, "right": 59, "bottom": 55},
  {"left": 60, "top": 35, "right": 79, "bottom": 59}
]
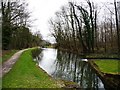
[{"left": 53, "top": 50, "right": 101, "bottom": 89}]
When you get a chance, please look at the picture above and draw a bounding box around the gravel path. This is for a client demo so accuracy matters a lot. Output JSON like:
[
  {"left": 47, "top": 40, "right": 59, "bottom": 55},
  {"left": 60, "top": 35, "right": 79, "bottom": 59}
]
[{"left": 0, "top": 49, "right": 28, "bottom": 77}]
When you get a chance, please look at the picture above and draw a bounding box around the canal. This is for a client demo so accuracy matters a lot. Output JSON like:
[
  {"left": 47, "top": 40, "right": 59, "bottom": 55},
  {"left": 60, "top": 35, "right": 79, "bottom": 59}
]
[{"left": 34, "top": 48, "right": 105, "bottom": 89}]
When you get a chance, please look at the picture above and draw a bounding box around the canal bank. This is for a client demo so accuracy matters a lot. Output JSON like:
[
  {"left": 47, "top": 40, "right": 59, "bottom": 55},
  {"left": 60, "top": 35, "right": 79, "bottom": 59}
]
[
  {"left": 88, "top": 60, "right": 120, "bottom": 89},
  {"left": 2, "top": 48, "right": 62, "bottom": 88},
  {"left": 4, "top": 47, "right": 118, "bottom": 89},
  {"left": 55, "top": 47, "right": 120, "bottom": 89},
  {"left": 32, "top": 48, "right": 81, "bottom": 88},
  {"left": 57, "top": 47, "right": 120, "bottom": 59},
  {"left": 34, "top": 48, "right": 105, "bottom": 89},
  {"left": 2, "top": 47, "right": 81, "bottom": 88}
]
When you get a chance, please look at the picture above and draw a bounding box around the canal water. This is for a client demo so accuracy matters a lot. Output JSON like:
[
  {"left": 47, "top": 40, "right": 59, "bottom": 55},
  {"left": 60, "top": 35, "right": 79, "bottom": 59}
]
[{"left": 34, "top": 48, "right": 105, "bottom": 89}]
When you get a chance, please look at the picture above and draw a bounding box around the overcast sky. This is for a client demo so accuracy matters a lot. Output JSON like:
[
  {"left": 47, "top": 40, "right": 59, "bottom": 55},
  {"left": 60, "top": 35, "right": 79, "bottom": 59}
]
[{"left": 27, "top": 0, "right": 115, "bottom": 43}]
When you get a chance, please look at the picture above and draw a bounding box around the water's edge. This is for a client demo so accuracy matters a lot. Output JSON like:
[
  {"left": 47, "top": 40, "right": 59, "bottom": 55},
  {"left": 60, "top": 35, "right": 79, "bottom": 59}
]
[
  {"left": 33, "top": 48, "right": 105, "bottom": 89},
  {"left": 88, "top": 61, "right": 120, "bottom": 89}
]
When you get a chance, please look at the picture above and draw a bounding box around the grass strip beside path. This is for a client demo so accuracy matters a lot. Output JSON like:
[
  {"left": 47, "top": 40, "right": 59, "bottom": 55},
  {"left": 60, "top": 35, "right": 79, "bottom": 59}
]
[
  {"left": 2, "top": 48, "right": 60, "bottom": 88},
  {"left": 93, "top": 60, "right": 120, "bottom": 74},
  {"left": 1, "top": 50, "right": 18, "bottom": 63}
]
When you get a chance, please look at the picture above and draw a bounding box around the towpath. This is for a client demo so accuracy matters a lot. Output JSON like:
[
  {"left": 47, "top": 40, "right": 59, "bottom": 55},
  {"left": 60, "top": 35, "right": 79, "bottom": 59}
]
[{"left": 0, "top": 49, "right": 28, "bottom": 77}]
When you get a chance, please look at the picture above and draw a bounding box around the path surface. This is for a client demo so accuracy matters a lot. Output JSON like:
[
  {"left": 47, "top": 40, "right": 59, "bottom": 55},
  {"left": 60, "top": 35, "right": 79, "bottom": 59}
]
[{"left": 0, "top": 49, "right": 28, "bottom": 77}]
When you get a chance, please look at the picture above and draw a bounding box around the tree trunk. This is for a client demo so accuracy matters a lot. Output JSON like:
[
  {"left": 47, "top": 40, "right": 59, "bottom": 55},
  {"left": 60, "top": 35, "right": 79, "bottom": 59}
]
[{"left": 114, "top": 0, "right": 120, "bottom": 53}]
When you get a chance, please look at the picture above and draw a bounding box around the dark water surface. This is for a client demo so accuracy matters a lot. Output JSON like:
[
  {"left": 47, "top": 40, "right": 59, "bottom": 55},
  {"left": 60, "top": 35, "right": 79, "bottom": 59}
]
[{"left": 35, "top": 48, "right": 105, "bottom": 89}]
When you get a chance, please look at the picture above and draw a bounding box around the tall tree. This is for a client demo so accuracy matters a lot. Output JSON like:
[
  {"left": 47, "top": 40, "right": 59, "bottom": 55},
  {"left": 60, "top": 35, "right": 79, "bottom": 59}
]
[
  {"left": 87, "top": 0, "right": 95, "bottom": 52},
  {"left": 2, "top": 0, "right": 42, "bottom": 49},
  {"left": 2, "top": 1, "right": 12, "bottom": 49},
  {"left": 71, "top": 3, "right": 88, "bottom": 52},
  {"left": 114, "top": 0, "right": 120, "bottom": 53}
]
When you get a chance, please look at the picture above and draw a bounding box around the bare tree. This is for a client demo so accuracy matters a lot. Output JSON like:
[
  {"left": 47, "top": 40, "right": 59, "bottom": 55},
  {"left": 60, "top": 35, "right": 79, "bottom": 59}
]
[{"left": 114, "top": 0, "right": 120, "bottom": 53}]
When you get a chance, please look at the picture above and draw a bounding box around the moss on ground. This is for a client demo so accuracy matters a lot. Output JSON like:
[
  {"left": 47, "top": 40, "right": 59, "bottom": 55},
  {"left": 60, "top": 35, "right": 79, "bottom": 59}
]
[{"left": 2, "top": 48, "right": 61, "bottom": 88}]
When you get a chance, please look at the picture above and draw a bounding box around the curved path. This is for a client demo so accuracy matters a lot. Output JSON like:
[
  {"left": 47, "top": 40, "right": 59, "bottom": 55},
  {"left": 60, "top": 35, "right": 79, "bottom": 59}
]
[{"left": 0, "top": 49, "right": 28, "bottom": 78}]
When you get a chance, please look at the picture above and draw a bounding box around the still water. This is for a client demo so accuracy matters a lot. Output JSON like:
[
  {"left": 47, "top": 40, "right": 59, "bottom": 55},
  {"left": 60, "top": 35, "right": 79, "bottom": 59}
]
[{"left": 35, "top": 48, "right": 105, "bottom": 89}]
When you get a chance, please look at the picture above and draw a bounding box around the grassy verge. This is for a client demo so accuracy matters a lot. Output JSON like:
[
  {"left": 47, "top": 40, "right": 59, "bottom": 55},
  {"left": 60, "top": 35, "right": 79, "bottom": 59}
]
[
  {"left": 93, "top": 60, "right": 120, "bottom": 74},
  {"left": 89, "top": 60, "right": 120, "bottom": 88},
  {"left": 1, "top": 50, "right": 18, "bottom": 63},
  {"left": 2, "top": 48, "right": 60, "bottom": 88},
  {"left": 85, "top": 54, "right": 119, "bottom": 59}
]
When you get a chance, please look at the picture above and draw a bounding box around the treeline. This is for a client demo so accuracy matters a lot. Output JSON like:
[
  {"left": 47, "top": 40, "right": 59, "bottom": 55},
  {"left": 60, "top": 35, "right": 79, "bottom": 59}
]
[
  {"left": 49, "top": 0, "right": 120, "bottom": 54},
  {"left": 1, "top": 0, "right": 42, "bottom": 50}
]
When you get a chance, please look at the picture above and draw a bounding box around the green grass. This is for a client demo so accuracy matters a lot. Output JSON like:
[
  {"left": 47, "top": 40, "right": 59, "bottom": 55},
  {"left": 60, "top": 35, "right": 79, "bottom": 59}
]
[
  {"left": 1, "top": 50, "right": 18, "bottom": 63},
  {"left": 93, "top": 60, "right": 120, "bottom": 74},
  {"left": 2, "top": 48, "right": 60, "bottom": 88}
]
